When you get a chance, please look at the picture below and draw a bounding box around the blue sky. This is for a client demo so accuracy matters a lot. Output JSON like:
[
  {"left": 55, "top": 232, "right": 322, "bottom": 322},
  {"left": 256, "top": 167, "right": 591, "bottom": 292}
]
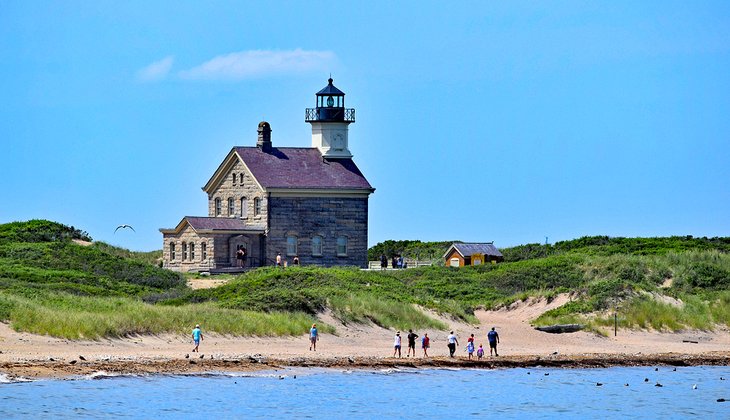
[{"left": 1, "top": 1, "right": 729, "bottom": 252}]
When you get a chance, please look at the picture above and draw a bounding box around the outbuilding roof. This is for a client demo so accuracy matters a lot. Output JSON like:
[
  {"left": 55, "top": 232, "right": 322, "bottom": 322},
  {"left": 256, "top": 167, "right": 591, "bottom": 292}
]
[{"left": 443, "top": 242, "right": 503, "bottom": 259}]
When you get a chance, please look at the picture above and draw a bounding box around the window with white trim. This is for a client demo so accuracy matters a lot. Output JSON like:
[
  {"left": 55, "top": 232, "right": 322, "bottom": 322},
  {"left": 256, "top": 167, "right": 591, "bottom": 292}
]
[
  {"left": 287, "top": 236, "right": 298, "bottom": 256},
  {"left": 254, "top": 197, "right": 262, "bottom": 216},
  {"left": 201, "top": 242, "right": 207, "bottom": 261},
  {"left": 215, "top": 198, "right": 222, "bottom": 216},
  {"left": 312, "top": 236, "right": 323, "bottom": 256},
  {"left": 240, "top": 197, "right": 247, "bottom": 218},
  {"left": 182, "top": 242, "right": 188, "bottom": 261},
  {"left": 336, "top": 236, "right": 348, "bottom": 256},
  {"left": 170, "top": 242, "right": 176, "bottom": 260},
  {"left": 228, "top": 197, "right": 234, "bottom": 216},
  {"left": 190, "top": 243, "right": 195, "bottom": 260}
]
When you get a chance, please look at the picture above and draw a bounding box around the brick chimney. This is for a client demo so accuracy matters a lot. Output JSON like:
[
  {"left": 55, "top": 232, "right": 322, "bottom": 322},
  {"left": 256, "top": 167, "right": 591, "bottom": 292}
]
[{"left": 257, "top": 121, "right": 272, "bottom": 152}]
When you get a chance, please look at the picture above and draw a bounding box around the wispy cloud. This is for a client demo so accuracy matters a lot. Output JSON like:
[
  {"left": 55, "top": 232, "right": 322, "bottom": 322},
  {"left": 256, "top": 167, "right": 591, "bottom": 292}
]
[
  {"left": 136, "top": 56, "right": 174, "bottom": 82},
  {"left": 179, "top": 49, "right": 336, "bottom": 80}
]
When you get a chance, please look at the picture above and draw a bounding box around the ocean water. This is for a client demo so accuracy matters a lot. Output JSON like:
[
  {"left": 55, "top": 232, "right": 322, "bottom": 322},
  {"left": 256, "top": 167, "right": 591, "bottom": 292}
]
[{"left": 1, "top": 366, "right": 729, "bottom": 419}]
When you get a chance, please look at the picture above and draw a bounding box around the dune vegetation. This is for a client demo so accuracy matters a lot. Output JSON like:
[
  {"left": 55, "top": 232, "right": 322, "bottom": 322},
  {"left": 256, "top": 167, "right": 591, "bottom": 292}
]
[{"left": 1, "top": 220, "right": 729, "bottom": 339}]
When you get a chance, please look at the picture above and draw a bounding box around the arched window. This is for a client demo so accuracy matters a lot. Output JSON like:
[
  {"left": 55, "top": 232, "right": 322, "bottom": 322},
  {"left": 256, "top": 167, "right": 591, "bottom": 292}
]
[
  {"left": 201, "top": 242, "right": 207, "bottom": 261},
  {"left": 182, "top": 242, "right": 188, "bottom": 261},
  {"left": 170, "top": 242, "right": 176, "bottom": 260},
  {"left": 190, "top": 243, "right": 195, "bottom": 260},
  {"left": 254, "top": 197, "right": 262, "bottom": 216},
  {"left": 240, "top": 197, "right": 247, "bottom": 217},
  {"left": 232, "top": 173, "right": 236, "bottom": 185},
  {"left": 228, "top": 197, "right": 235, "bottom": 216},
  {"left": 336, "top": 236, "right": 348, "bottom": 256},
  {"left": 239, "top": 173, "right": 244, "bottom": 184},
  {"left": 215, "top": 198, "right": 222, "bottom": 216},
  {"left": 312, "top": 236, "right": 323, "bottom": 256},
  {"left": 287, "top": 236, "right": 298, "bottom": 256}
]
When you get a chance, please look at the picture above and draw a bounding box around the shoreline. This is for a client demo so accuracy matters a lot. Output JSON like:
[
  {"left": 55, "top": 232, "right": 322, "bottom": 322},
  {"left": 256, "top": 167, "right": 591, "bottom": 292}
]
[
  {"left": 3, "top": 296, "right": 730, "bottom": 381},
  {"left": 2, "top": 352, "right": 729, "bottom": 381}
]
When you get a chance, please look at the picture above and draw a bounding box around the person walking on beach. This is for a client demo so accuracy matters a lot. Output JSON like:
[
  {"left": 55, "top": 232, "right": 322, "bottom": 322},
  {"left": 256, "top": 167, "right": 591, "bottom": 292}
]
[
  {"left": 422, "top": 333, "right": 430, "bottom": 357},
  {"left": 466, "top": 333, "right": 475, "bottom": 359},
  {"left": 393, "top": 331, "right": 402, "bottom": 358},
  {"left": 406, "top": 329, "right": 419, "bottom": 357},
  {"left": 191, "top": 324, "right": 203, "bottom": 353},
  {"left": 488, "top": 327, "right": 500, "bottom": 356},
  {"left": 477, "top": 344, "right": 484, "bottom": 359},
  {"left": 309, "top": 323, "right": 318, "bottom": 351},
  {"left": 447, "top": 331, "right": 459, "bottom": 357}
]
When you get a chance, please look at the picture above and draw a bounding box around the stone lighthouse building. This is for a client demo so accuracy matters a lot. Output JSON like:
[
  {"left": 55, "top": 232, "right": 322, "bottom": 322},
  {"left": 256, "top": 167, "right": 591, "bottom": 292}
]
[{"left": 159, "top": 79, "right": 374, "bottom": 272}]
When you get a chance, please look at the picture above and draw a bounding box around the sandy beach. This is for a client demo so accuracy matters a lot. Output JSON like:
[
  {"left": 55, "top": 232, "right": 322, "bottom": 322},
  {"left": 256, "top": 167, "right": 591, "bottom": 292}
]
[{"left": 2, "top": 295, "right": 728, "bottom": 379}]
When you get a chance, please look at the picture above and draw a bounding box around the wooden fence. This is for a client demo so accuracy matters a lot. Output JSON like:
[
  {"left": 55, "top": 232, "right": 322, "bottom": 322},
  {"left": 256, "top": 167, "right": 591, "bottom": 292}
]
[{"left": 367, "top": 258, "right": 435, "bottom": 270}]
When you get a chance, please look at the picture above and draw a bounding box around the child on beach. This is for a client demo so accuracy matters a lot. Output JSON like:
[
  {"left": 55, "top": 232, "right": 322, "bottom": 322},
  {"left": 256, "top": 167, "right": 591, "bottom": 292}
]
[
  {"left": 466, "top": 341, "right": 475, "bottom": 359},
  {"left": 477, "top": 344, "right": 484, "bottom": 359}
]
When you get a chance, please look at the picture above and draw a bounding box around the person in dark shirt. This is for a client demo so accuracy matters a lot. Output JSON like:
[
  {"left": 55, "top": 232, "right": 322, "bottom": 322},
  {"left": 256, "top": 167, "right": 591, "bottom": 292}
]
[
  {"left": 488, "top": 327, "right": 500, "bottom": 356},
  {"left": 406, "top": 329, "right": 419, "bottom": 357}
]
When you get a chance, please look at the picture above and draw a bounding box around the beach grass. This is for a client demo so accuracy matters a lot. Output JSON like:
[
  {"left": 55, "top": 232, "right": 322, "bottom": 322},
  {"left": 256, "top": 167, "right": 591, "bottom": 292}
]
[
  {"left": 538, "top": 290, "right": 730, "bottom": 333},
  {"left": 329, "top": 293, "right": 448, "bottom": 331},
  {"left": 1, "top": 292, "right": 332, "bottom": 339}
]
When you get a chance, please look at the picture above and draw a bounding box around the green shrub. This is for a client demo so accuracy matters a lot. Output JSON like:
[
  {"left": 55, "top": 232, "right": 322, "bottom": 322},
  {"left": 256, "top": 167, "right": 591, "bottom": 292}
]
[{"left": 0, "top": 220, "right": 91, "bottom": 243}]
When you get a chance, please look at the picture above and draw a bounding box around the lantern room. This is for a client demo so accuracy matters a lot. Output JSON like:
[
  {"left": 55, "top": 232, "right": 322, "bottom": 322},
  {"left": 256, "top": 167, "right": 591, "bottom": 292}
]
[{"left": 306, "top": 78, "right": 355, "bottom": 123}]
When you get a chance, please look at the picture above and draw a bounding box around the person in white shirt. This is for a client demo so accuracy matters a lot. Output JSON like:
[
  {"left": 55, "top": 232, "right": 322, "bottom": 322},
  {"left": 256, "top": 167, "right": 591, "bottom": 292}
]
[
  {"left": 447, "top": 331, "right": 459, "bottom": 357},
  {"left": 393, "top": 331, "right": 402, "bottom": 358}
]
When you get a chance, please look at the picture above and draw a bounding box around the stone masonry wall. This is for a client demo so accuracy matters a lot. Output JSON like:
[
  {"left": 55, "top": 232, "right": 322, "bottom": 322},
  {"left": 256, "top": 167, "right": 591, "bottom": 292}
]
[
  {"left": 267, "top": 196, "right": 369, "bottom": 267},
  {"left": 208, "top": 159, "right": 267, "bottom": 226},
  {"left": 162, "top": 225, "right": 215, "bottom": 273}
]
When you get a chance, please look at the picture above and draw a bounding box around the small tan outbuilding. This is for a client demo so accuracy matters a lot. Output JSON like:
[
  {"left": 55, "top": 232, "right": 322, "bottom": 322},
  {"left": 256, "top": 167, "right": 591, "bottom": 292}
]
[{"left": 443, "top": 242, "right": 504, "bottom": 267}]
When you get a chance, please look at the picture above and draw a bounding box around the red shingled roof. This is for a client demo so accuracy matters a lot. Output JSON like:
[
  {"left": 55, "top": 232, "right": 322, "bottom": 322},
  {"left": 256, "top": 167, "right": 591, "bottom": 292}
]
[{"left": 235, "top": 147, "right": 373, "bottom": 190}]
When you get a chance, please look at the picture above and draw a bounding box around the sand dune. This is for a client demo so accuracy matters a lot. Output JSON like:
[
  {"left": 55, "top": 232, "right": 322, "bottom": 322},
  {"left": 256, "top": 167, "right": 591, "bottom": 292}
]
[{"left": 1, "top": 295, "right": 728, "bottom": 378}]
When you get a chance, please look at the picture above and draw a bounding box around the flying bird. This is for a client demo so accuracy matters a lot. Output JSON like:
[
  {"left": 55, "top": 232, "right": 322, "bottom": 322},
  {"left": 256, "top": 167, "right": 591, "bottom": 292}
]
[{"left": 114, "top": 224, "right": 136, "bottom": 233}]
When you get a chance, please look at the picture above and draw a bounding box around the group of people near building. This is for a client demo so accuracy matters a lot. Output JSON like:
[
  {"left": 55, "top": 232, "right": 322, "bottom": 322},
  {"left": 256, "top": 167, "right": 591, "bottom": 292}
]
[
  {"left": 379, "top": 254, "right": 407, "bottom": 270},
  {"left": 275, "top": 252, "right": 300, "bottom": 268}
]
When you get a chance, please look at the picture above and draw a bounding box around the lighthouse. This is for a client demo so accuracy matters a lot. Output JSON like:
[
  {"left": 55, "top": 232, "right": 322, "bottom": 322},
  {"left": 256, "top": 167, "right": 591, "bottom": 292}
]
[{"left": 305, "top": 78, "right": 355, "bottom": 159}]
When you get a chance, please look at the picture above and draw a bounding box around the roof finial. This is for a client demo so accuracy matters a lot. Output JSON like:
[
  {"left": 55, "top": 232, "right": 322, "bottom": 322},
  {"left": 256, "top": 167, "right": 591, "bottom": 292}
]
[{"left": 328, "top": 74, "right": 333, "bottom": 84}]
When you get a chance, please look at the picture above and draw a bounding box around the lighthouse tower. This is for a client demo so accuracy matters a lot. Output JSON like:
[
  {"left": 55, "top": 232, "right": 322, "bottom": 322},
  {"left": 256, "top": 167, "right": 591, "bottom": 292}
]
[{"left": 305, "top": 78, "right": 355, "bottom": 159}]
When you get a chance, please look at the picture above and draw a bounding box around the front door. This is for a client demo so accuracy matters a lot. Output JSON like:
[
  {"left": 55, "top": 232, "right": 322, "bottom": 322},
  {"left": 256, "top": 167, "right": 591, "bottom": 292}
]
[{"left": 229, "top": 235, "right": 249, "bottom": 268}]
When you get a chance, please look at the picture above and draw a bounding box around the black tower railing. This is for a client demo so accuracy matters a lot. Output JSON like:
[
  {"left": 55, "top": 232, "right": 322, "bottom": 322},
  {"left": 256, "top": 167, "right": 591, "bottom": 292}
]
[{"left": 305, "top": 108, "right": 355, "bottom": 123}]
